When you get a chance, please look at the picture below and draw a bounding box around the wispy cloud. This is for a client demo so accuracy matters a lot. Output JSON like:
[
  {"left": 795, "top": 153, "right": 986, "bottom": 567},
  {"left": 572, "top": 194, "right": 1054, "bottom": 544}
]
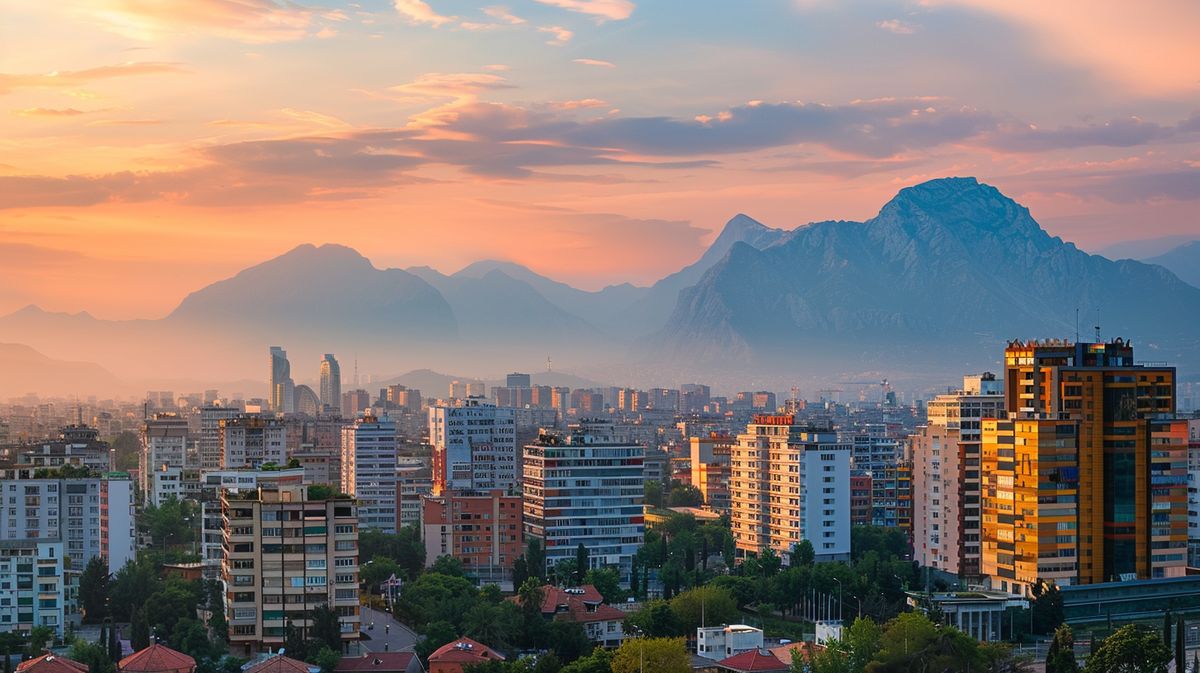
[
  {"left": 532, "top": 0, "right": 634, "bottom": 21},
  {"left": 393, "top": 0, "right": 456, "bottom": 27},
  {"left": 75, "top": 0, "right": 317, "bottom": 43},
  {"left": 483, "top": 5, "right": 526, "bottom": 24},
  {"left": 0, "top": 62, "right": 184, "bottom": 95},
  {"left": 14, "top": 107, "right": 86, "bottom": 117},
  {"left": 573, "top": 58, "right": 615, "bottom": 68},
  {"left": 389, "top": 72, "right": 514, "bottom": 99},
  {"left": 876, "top": 19, "right": 918, "bottom": 34},
  {"left": 538, "top": 25, "right": 574, "bottom": 45}
]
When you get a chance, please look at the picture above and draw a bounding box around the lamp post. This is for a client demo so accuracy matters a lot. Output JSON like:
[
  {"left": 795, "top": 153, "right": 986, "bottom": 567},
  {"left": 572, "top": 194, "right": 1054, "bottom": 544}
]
[{"left": 832, "top": 578, "right": 843, "bottom": 622}]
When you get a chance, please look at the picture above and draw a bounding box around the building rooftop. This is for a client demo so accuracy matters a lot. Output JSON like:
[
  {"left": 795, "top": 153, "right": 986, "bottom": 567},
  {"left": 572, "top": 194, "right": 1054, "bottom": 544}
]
[
  {"left": 717, "top": 649, "right": 789, "bottom": 672},
  {"left": 17, "top": 654, "right": 89, "bottom": 673},
  {"left": 118, "top": 644, "right": 197, "bottom": 673},
  {"left": 334, "top": 653, "right": 418, "bottom": 673}
]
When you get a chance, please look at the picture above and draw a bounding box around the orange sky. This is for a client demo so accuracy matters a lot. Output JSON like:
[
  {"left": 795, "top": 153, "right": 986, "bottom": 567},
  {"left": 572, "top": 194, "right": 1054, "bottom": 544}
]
[{"left": 1, "top": 0, "right": 1198, "bottom": 318}]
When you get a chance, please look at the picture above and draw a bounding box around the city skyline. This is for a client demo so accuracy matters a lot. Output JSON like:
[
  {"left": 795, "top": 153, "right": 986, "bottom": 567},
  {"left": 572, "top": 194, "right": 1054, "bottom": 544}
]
[{"left": 2, "top": 1, "right": 1198, "bottom": 318}]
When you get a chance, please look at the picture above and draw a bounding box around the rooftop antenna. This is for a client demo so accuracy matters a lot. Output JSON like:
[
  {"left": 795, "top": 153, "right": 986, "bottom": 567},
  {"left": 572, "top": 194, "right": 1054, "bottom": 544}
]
[
  {"left": 353, "top": 354, "right": 359, "bottom": 387},
  {"left": 1094, "top": 307, "right": 1101, "bottom": 342},
  {"left": 1074, "top": 307, "right": 1079, "bottom": 343},
  {"left": 546, "top": 355, "right": 553, "bottom": 373}
]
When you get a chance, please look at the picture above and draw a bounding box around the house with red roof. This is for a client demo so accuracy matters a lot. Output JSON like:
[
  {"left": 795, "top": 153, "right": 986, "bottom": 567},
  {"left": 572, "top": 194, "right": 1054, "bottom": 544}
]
[
  {"left": 16, "top": 653, "right": 89, "bottom": 673},
  {"left": 507, "top": 585, "right": 627, "bottom": 648},
  {"left": 335, "top": 652, "right": 423, "bottom": 673},
  {"left": 242, "top": 654, "right": 318, "bottom": 673},
  {"left": 716, "top": 649, "right": 789, "bottom": 673},
  {"left": 426, "top": 637, "right": 504, "bottom": 673},
  {"left": 118, "top": 644, "right": 197, "bottom": 673}
]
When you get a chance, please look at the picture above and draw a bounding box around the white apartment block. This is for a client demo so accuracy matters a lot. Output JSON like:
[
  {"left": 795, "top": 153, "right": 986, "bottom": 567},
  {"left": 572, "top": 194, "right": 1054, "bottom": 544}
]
[
  {"left": 522, "top": 420, "right": 644, "bottom": 580},
  {"left": 341, "top": 414, "right": 399, "bottom": 533},
  {"left": 0, "top": 476, "right": 135, "bottom": 576},
  {"left": 429, "top": 399, "right": 517, "bottom": 495},
  {"left": 221, "top": 415, "right": 287, "bottom": 469},
  {"left": 0, "top": 539, "right": 65, "bottom": 637},
  {"left": 730, "top": 415, "right": 851, "bottom": 564},
  {"left": 198, "top": 405, "right": 242, "bottom": 470}
]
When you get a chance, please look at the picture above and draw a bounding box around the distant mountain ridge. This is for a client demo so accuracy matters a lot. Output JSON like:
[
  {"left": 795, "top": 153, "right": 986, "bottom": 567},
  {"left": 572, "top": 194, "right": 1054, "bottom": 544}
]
[
  {"left": 1, "top": 178, "right": 1198, "bottom": 392},
  {"left": 1144, "top": 241, "right": 1200, "bottom": 289}
]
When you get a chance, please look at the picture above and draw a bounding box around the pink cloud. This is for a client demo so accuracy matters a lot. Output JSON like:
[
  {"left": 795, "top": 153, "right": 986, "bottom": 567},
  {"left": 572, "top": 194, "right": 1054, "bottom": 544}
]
[{"left": 532, "top": 0, "right": 634, "bottom": 21}]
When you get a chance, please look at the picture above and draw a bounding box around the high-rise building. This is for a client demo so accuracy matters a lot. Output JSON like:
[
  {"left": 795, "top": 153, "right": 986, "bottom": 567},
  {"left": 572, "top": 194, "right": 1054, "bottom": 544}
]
[
  {"left": 197, "top": 467, "right": 305, "bottom": 578},
  {"left": 421, "top": 490, "right": 523, "bottom": 586},
  {"left": 681, "top": 384, "right": 711, "bottom": 413},
  {"left": 341, "top": 413, "right": 399, "bottom": 533},
  {"left": 221, "top": 483, "right": 359, "bottom": 655},
  {"left": 294, "top": 385, "right": 321, "bottom": 416},
  {"left": 911, "top": 373, "right": 1004, "bottom": 578},
  {"left": 268, "top": 346, "right": 294, "bottom": 413},
  {"left": 981, "top": 339, "right": 1185, "bottom": 595},
  {"left": 429, "top": 399, "right": 517, "bottom": 495},
  {"left": 690, "top": 434, "right": 732, "bottom": 513},
  {"left": 506, "top": 373, "right": 531, "bottom": 389},
  {"left": 730, "top": 415, "right": 851, "bottom": 564},
  {"left": 0, "top": 475, "right": 135, "bottom": 576},
  {"left": 341, "top": 389, "right": 371, "bottom": 419},
  {"left": 140, "top": 413, "right": 191, "bottom": 506},
  {"left": 198, "top": 405, "right": 242, "bottom": 470},
  {"left": 0, "top": 540, "right": 65, "bottom": 636},
  {"left": 319, "top": 354, "right": 341, "bottom": 412},
  {"left": 220, "top": 415, "right": 287, "bottom": 469},
  {"left": 523, "top": 420, "right": 643, "bottom": 580}
]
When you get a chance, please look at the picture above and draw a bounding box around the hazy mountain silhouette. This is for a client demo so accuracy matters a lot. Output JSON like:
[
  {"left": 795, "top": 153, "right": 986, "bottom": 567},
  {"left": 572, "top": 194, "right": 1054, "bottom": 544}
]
[
  {"left": 1144, "top": 241, "right": 1200, "bottom": 289},
  {"left": 0, "top": 342, "right": 119, "bottom": 397},
  {"left": 653, "top": 177, "right": 1200, "bottom": 379}
]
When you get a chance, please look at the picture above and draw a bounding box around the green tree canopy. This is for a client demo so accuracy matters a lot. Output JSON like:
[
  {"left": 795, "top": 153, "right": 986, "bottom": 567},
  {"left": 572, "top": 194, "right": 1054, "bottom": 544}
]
[
  {"left": 611, "top": 638, "right": 689, "bottom": 673},
  {"left": 1082, "top": 625, "right": 1171, "bottom": 673}
]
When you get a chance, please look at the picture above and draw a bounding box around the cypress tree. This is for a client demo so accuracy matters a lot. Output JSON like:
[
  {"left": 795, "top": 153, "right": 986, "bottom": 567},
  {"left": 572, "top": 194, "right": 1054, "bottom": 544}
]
[
  {"left": 1191, "top": 651, "right": 1198, "bottom": 673},
  {"left": 1177, "top": 617, "right": 1186, "bottom": 673},
  {"left": 1165, "top": 610, "right": 1173, "bottom": 649},
  {"left": 630, "top": 561, "right": 640, "bottom": 600}
]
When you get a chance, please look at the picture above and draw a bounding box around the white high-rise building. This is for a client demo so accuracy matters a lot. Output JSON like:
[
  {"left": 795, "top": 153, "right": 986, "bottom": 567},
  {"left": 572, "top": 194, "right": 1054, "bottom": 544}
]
[
  {"left": 0, "top": 539, "right": 65, "bottom": 636},
  {"left": 429, "top": 398, "right": 516, "bottom": 495},
  {"left": 140, "top": 413, "right": 190, "bottom": 506},
  {"left": 341, "top": 413, "right": 399, "bottom": 532},
  {"left": 320, "top": 354, "right": 341, "bottom": 412},
  {"left": 198, "top": 405, "right": 241, "bottom": 470},
  {"left": 522, "top": 420, "right": 644, "bottom": 580},
  {"left": 269, "top": 346, "right": 295, "bottom": 413},
  {"left": 220, "top": 415, "right": 287, "bottom": 468},
  {"left": 0, "top": 475, "right": 135, "bottom": 576},
  {"left": 730, "top": 415, "right": 851, "bottom": 564},
  {"left": 911, "top": 373, "right": 1004, "bottom": 578}
]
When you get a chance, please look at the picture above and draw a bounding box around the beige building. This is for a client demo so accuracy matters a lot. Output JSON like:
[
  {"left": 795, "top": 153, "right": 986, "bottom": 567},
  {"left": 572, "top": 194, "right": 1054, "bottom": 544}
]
[
  {"left": 911, "top": 373, "right": 1004, "bottom": 578},
  {"left": 221, "top": 484, "right": 360, "bottom": 655}
]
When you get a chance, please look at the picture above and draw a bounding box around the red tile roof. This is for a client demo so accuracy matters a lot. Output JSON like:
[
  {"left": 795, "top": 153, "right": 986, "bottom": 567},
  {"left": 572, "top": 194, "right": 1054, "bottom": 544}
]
[
  {"left": 335, "top": 653, "right": 418, "bottom": 673},
  {"left": 243, "top": 655, "right": 314, "bottom": 673},
  {"left": 17, "top": 654, "right": 89, "bottom": 673},
  {"left": 717, "top": 650, "right": 789, "bottom": 673},
  {"left": 118, "top": 644, "right": 197, "bottom": 673},
  {"left": 428, "top": 638, "right": 504, "bottom": 666}
]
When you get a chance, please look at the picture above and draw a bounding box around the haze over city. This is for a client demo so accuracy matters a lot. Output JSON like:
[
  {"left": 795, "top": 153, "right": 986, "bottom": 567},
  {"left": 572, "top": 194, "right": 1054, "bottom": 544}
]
[{"left": 4, "top": 5, "right": 1200, "bottom": 673}]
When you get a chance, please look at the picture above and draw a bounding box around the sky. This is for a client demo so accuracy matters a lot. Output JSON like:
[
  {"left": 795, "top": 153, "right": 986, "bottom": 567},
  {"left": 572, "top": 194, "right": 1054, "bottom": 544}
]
[{"left": 1, "top": 0, "right": 1198, "bottom": 319}]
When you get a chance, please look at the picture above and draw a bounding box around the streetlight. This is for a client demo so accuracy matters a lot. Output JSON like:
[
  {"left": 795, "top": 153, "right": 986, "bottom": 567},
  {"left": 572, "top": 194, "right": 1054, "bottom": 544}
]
[
  {"left": 832, "top": 578, "right": 842, "bottom": 623},
  {"left": 631, "top": 626, "right": 645, "bottom": 673}
]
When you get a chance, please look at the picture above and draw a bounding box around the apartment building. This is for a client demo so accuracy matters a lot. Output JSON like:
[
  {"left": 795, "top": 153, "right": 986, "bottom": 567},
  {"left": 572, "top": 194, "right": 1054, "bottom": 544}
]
[
  {"left": 341, "top": 414, "right": 398, "bottom": 533},
  {"left": 421, "top": 490, "right": 523, "bottom": 586},
  {"left": 220, "top": 415, "right": 287, "bottom": 469},
  {"left": 429, "top": 399, "right": 517, "bottom": 496},
  {"left": 0, "top": 540, "right": 65, "bottom": 637}
]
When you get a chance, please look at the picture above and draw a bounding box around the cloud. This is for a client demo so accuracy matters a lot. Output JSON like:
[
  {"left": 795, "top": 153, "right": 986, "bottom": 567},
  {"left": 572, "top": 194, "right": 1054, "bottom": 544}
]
[
  {"left": 483, "top": 5, "right": 526, "bottom": 24},
  {"left": 0, "top": 62, "right": 184, "bottom": 95},
  {"left": 393, "top": 0, "right": 456, "bottom": 26},
  {"left": 75, "top": 0, "right": 317, "bottom": 43},
  {"left": 876, "top": 19, "right": 918, "bottom": 34},
  {"left": 15, "top": 108, "right": 86, "bottom": 117},
  {"left": 388, "top": 72, "right": 513, "bottom": 100},
  {"left": 984, "top": 114, "right": 1199, "bottom": 152},
  {"left": 531, "top": 0, "right": 634, "bottom": 21},
  {"left": 482, "top": 64, "right": 510, "bottom": 72},
  {"left": 572, "top": 58, "right": 615, "bottom": 68},
  {"left": 280, "top": 108, "right": 352, "bottom": 129},
  {"left": 548, "top": 99, "right": 608, "bottom": 110},
  {"left": 1053, "top": 167, "right": 1200, "bottom": 204},
  {"left": 86, "top": 119, "right": 164, "bottom": 126},
  {"left": 538, "top": 25, "right": 574, "bottom": 45}
]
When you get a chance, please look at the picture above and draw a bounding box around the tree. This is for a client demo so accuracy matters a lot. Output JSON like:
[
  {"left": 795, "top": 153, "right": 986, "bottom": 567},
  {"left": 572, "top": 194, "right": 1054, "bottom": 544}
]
[
  {"left": 843, "top": 617, "right": 883, "bottom": 673},
  {"left": 27, "top": 627, "right": 54, "bottom": 658},
  {"left": 361, "top": 556, "right": 404, "bottom": 592},
  {"left": 79, "top": 557, "right": 111, "bottom": 624},
  {"left": 284, "top": 620, "right": 307, "bottom": 659},
  {"left": 624, "top": 600, "right": 681, "bottom": 638},
  {"left": 513, "top": 556, "right": 529, "bottom": 593},
  {"left": 666, "top": 484, "right": 703, "bottom": 507},
  {"left": 463, "top": 602, "right": 521, "bottom": 653},
  {"left": 792, "top": 540, "right": 815, "bottom": 567},
  {"left": 1046, "top": 624, "right": 1079, "bottom": 673},
  {"left": 560, "top": 647, "right": 613, "bottom": 673},
  {"left": 1192, "top": 652, "right": 1199, "bottom": 673},
  {"left": 131, "top": 607, "right": 151, "bottom": 650},
  {"left": 527, "top": 539, "right": 547, "bottom": 581},
  {"left": 547, "top": 621, "right": 593, "bottom": 663},
  {"left": 108, "top": 620, "right": 122, "bottom": 664},
  {"left": 575, "top": 544, "right": 589, "bottom": 585},
  {"left": 1082, "top": 625, "right": 1171, "bottom": 673},
  {"left": 611, "top": 638, "right": 689, "bottom": 673},
  {"left": 309, "top": 647, "right": 340, "bottom": 673},
  {"left": 110, "top": 431, "right": 140, "bottom": 471},
  {"left": 756, "top": 548, "right": 781, "bottom": 577},
  {"left": 644, "top": 481, "right": 664, "bottom": 509},
  {"left": 669, "top": 586, "right": 738, "bottom": 634},
  {"left": 111, "top": 558, "right": 163, "bottom": 622},
  {"left": 69, "top": 639, "right": 114, "bottom": 673},
  {"left": 1030, "top": 581, "right": 1065, "bottom": 635},
  {"left": 310, "top": 604, "right": 343, "bottom": 654},
  {"left": 431, "top": 555, "right": 466, "bottom": 578},
  {"left": 415, "top": 621, "right": 458, "bottom": 663},
  {"left": 584, "top": 568, "right": 624, "bottom": 604},
  {"left": 1164, "top": 611, "right": 1173, "bottom": 650},
  {"left": 629, "top": 561, "right": 640, "bottom": 601},
  {"left": 1177, "top": 618, "right": 1186, "bottom": 673}
]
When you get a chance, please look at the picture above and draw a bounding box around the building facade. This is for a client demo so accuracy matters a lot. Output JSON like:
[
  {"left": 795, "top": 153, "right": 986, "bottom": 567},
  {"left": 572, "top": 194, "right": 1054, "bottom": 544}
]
[
  {"left": 429, "top": 399, "right": 517, "bottom": 496},
  {"left": 220, "top": 415, "right": 287, "bottom": 469},
  {"left": 421, "top": 490, "right": 523, "bottom": 586},
  {"left": 320, "top": 354, "right": 341, "bottom": 413},
  {"left": 0, "top": 539, "right": 64, "bottom": 636},
  {"left": 140, "top": 413, "right": 190, "bottom": 506},
  {"left": 341, "top": 414, "right": 399, "bottom": 533},
  {"left": 522, "top": 420, "right": 644, "bottom": 580},
  {"left": 268, "top": 346, "right": 294, "bottom": 414},
  {"left": 690, "top": 434, "right": 732, "bottom": 513},
  {"left": 730, "top": 416, "right": 851, "bottom": 564},
  {"left": 221, "top": 484, "right": 359, "bottom": 655}
]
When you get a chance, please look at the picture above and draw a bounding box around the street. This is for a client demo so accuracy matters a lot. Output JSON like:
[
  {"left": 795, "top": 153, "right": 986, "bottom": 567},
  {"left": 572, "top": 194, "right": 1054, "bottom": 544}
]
[{"left": 359, "top": 606, "right": 419, "bottom": 653}]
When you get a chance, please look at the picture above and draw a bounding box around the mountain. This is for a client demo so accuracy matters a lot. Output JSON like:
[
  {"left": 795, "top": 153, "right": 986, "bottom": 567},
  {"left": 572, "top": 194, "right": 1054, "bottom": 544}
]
[
  {"left": 0, "top": 343, "right": 119, "bottom": 397},
  {"left": 615, "top": 214, "right": 788, "bottom": 334},
  {"left": 654, "top": 177, "right": 1200, "bottom": 381},
  {"left": 1144, "top": 241, "right": 1200, "bottom": 288},
  {"left": 1095, "top": 235, "right": 1196, "bottom": 261}
]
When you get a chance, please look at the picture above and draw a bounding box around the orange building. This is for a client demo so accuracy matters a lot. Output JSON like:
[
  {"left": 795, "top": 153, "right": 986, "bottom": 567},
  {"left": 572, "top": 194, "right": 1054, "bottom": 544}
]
[
  {"left": 981, "top": 339, "right": 1186, "bottom": 595},
  {"left": 690, "top": 434, "right": 732, "bottom": 513},
  {"left": 421, "top": 490, "right": 523, "bottom": 586}
]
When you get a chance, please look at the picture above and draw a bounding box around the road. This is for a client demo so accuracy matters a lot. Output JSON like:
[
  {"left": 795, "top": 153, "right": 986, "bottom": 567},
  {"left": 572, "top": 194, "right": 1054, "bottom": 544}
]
[{"left": 359, "top": 606, "right": 419, "bottom": 653}]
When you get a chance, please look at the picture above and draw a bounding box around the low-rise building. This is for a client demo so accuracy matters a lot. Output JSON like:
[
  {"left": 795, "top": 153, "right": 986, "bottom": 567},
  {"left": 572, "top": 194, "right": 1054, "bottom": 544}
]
[
  {"left": 421, "top": 490, "right": 522, "bottom": 587},
  {"left": 514, "top": 585, "right": 626, "bottom": 648},
  {"left": 696, "top": 624, "right": 763, "bottom": 660},
  {"left": 0, "top": 539, "right": 65, "bottom": 637}
]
